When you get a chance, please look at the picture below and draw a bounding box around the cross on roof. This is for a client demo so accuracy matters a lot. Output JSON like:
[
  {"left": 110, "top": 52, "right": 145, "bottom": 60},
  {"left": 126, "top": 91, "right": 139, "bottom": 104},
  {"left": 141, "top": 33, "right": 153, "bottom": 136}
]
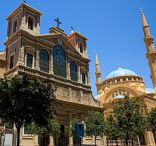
[{"left": 54, "top": 18, "right": 62, "bottom": 28}]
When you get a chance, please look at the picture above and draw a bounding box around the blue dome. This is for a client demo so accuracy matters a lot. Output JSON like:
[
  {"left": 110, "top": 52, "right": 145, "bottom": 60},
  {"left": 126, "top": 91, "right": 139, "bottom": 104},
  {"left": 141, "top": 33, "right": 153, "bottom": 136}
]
[{"left": 106, "top": 67, "right": 138, "bottom": 79}]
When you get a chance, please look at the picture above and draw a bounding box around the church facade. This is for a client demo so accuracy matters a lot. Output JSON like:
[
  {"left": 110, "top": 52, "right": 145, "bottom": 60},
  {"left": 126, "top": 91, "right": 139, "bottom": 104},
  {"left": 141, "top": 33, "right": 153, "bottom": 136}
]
[
  {"left": 0, "top": 3, "right": 102, "bottom": 146},
  {"left": 95, "top": 11, "right": 156, "bottom": 146}
]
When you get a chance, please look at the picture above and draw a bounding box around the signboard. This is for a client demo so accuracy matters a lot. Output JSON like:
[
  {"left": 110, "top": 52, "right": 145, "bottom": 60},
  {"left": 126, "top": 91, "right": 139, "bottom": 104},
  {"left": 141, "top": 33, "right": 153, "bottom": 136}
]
[{"left": 75, "top": 123, "right": 84, "bottom": 137}]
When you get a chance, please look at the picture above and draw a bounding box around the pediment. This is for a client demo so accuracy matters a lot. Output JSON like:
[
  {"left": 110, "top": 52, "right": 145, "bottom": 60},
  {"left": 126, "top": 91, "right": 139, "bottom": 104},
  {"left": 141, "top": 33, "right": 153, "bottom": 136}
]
[{"left": 37, "top": 34, "right": 83, "bottom": 59}]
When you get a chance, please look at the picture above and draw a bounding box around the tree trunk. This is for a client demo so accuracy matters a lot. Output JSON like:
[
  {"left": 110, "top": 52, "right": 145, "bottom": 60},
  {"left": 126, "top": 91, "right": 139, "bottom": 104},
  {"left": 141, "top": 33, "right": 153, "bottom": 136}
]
[
  {"left": 95, "top": 136, "right": 96, "bottom": 146},
  {"left": 16, "top": 126, "right": 21, "bottom": 146}
]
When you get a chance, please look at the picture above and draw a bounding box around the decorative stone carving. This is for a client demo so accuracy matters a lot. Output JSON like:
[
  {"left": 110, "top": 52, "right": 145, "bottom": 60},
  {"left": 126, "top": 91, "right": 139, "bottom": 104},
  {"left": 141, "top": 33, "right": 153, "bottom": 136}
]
[{"left": 55, "top": 86, "right": 70, "bottom": 101}]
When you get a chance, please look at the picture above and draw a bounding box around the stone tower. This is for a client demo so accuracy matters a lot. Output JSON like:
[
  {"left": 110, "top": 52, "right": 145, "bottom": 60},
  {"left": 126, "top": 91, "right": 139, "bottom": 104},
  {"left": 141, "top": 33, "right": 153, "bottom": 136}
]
[
  {"left": 5, "top": 2, "right": 42, "bottom": 70},
  {"left": 7, "top": 2, "right": 42, "bottom": 38},
  {"left": 95, "top": 54, "right": 102, "bottom": 94},
  {"left": 141, "top": 11, "right": 156, "bottom": 92}
]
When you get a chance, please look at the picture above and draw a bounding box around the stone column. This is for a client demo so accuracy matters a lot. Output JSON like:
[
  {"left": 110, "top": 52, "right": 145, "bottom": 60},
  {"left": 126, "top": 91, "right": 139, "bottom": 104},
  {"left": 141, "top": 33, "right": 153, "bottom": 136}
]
[
  {"left": 68, "top": 136, "right": 73, "bottom": 146},
  {"left": 101, "top": 135, "right": 107, "bottom": 146},
  {"left": 35, "top": 49, "right": 40, "bottom": 70},
  {"left": 78, "top": 65, "right": 81, "bottom": 83},
  {"left": 33, "top": 135, "right": 39, "bottom": 146},
  {"left": 36, "top": 16, "right": 40, "bottom": 35},
  {"left": 87, "top": 71, "right": 90, "bottom": 85},
  {"left": 80, "top": 113, "right": 85, "bottom": 144},
  {"left": 50, "top": 50, "right": 54, "bottom": 74},
  {"left": 48, "top": 136, "right": 54, "bottom": 146},
  {"left": 144, "top": 130, "right": 155, "bottom": 146},
  {"left": 20, "top": 127, "right": 23, "bottom": 144},
  {"left": 18, "top": 45, "right": 25, "bottom": 65},
  {"left": 13, "top": 124, "right": 17, "bottom": 146},
  {"left": 67, "top": 59, "right": 70, "bottom": 80},
  {"left": 68, "top": 112, "right": 73, "bottom": 146}
]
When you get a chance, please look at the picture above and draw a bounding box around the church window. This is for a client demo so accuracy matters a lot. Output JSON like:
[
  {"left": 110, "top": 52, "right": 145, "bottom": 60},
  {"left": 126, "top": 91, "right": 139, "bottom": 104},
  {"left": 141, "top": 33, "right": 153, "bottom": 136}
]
[
  {"left": 26, "top": 53, "right": 33, "bottom": 68},
  {"left": 28, "top": 17, "right": 34, "bottom": 30},
  {"left": 13, "top": 20, "right": 18, "bottom": 33},
  {"left": 81, "top": 73, "right": 86, "bottom": 84},
  {"left": 70, "top": 61, "right": 77, "bottom": 81},
  {"left": 39, "top": 49, "right": 49, "bottom": 73},
  {"left": 53, "top": 46, "right": 66, "bottom": 78},
  {"left": 9, "top": 55, "right": 14, "bottom": 69}
]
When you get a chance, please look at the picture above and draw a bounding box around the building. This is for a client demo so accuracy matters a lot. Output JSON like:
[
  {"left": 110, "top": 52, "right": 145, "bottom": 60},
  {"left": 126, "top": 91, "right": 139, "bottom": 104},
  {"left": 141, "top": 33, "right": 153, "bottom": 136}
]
[
  {"left": 0, "top": 2, "right": 102, "bottom": 146},
  {"left": 95, "top": 11, "right": 156, "bottom": 146}
]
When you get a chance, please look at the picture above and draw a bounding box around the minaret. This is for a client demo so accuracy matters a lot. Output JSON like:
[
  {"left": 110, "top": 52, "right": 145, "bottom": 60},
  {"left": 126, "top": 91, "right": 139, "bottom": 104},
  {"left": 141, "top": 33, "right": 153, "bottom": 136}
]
[
  {"left": 141, "top": 11, "right": 156, "bottom": 92},
  {"left": 95, "top": 54, "right": 102, "bottom": 94}
]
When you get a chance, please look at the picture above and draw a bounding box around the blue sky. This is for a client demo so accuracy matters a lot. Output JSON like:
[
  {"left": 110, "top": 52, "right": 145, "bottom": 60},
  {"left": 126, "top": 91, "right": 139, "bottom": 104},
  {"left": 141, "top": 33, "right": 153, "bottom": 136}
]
[{"left": 0, "top": 0, "right": 156, "bottom": 96}]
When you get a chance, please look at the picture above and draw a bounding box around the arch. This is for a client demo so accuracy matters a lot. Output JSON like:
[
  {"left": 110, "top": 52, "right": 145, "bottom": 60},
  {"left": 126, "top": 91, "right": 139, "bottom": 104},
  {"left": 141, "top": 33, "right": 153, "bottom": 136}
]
[
  {"left": 28, "top": 16, "right": 34, "bottom": 30},
  {"left": 104, "top": 87, "right": 138, "bottom": 103},
  {"left": 39, "top": 49, "right": 49, "bottom": 73},
  {"left": 13, "top": 20, "right": 18, "bottom": 33},
  {"left": 70, "top": 61, "right": 77, "bottom": 81},
  {"left": 53, "top": 46, "right": 66, "bottom": 78},
  {"left": 80, "top": 43, "right": 83, "bottom": 53}
]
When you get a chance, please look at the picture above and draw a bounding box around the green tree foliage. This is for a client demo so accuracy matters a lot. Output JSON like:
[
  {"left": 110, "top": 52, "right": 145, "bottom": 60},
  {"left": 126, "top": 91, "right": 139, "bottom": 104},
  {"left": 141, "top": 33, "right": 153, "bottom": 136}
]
[
  {"left": 86, "top": 111, "right": 105, "bottom": 146},
  {"left": 25, "top": 117, "right": 60, "bottom": 137},
  {"left": 64, "top": 118, "right": 79, "bottom": 136},
  {"left": 147, "top": 108, "right": 156, "bottom": 132},
  {"left": 104, "top": 114, "right": 119, "bottom": 139},
  {"left": 113, "top": 97, "right": 146, "bottom": 144},
  {"left": 0, "top": 74, "right": 55, "bottom": 146}
]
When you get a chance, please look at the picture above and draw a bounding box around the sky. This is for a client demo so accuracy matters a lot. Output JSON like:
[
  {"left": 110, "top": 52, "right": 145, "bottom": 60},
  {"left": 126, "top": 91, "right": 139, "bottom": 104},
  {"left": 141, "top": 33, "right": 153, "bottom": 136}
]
[{"left": 0, "top": 0, "right": 156, "bottom": 96}]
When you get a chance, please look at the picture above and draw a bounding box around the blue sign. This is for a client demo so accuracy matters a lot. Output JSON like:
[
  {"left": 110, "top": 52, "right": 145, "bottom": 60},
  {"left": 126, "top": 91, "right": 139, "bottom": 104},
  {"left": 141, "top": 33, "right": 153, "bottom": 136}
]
[{"left": 75, "top": 123, "right": 84, "bottom": 137}]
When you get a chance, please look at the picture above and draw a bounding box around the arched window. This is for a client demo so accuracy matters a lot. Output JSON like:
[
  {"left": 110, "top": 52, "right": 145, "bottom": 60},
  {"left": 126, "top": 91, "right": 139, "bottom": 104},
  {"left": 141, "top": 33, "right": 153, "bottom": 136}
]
[
  {"left": 13, "top": 20, "right": 18, "bottom": 33},
  {"left": 39, "top": 49, "right": 49, "bottom": 73},
  {"left": 28, "top": 17, "right": 34, "bottom": 30},
  {"left": 81, "top": 73, "right": 86, "bottom": 84},
  {"left": 53, "top": 46, "right": 66, "bottom": 78},
  {"left": 80, "top": 43, "right": 83, "bottom": 53},
  {"left": 70, "top": 61, "right": 77, "bottom": 81}
]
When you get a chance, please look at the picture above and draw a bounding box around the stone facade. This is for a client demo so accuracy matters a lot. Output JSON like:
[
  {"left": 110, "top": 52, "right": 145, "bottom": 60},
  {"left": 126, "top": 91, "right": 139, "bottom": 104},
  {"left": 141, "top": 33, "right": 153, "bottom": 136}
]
[{"left": 0, "top": 2, "right": 103, "bottom": 146}]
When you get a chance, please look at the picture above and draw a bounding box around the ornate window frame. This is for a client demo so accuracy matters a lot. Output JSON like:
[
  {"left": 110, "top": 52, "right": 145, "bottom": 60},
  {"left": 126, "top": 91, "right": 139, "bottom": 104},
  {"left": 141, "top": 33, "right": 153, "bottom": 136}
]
[
  {"left": 39, "top": 49, "right": 49, "bottom": 73},
  {"left": 53, "top": 45, "right": 66, "bottom": 78},
  {"left": 27, "top": 15, "right": 35, "bottom": 30},
  {"left": 70, "top": 61, "right": 78, "bottom": 81},
  {"left": 12, "top": 19, "right": 18, "bottom": 33}
]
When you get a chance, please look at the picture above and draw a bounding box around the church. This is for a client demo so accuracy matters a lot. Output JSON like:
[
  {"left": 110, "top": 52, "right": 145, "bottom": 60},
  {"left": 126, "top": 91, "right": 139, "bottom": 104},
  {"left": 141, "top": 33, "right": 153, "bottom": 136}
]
[
  {"left": 1, "top": 2, "right": 156, "bottom": 146},
  {"left": 0, "top": 2, "right": 102, "bottom": 146}
]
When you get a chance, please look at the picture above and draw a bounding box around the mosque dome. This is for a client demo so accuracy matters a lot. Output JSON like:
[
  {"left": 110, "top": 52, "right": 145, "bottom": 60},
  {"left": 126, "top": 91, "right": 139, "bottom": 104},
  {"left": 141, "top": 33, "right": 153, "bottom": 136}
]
[{"left": 106, "top": 67, "right": 138, "bottom": 79}]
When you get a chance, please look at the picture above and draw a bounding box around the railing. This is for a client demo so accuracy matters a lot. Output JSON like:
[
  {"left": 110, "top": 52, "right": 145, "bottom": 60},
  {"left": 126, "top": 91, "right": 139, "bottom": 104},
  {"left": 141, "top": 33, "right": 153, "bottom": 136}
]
[{"left": 107, "top": 139, "right": 138, "bottom": 146}]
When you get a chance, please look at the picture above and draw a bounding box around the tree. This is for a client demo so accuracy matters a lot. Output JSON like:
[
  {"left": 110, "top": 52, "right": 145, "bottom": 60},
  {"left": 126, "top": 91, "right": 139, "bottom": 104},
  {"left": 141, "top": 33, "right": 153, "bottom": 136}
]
[
  {"left": 147, "top": 108, "right": 156, "bottom": 134},
  {"left": 113, "top": 97, "right": 146, "bottom": 146},
  {"left": 25, "top": 116, "right": 60, "bottom": 144},
  {"left": 0, "top": 74, "right": 55, "bottom": 146},
  {"left": 105, "top": 114, "right": 119, "bottom": 140},
  {"left": 64, "top": 118, "right": 79, "bottom": 137},
  {"left": 86, "top": 111, "right": 105, "bottom": 146}
]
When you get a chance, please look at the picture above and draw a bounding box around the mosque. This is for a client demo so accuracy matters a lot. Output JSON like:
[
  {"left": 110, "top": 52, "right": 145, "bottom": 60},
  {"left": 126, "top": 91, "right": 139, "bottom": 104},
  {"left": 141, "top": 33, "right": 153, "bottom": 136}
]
[
  {"left": 95, "top": 10, "right": 156, "bottom": 146},
  {"left": 0, "top": 2, "right": 156, "bottom": 146}
]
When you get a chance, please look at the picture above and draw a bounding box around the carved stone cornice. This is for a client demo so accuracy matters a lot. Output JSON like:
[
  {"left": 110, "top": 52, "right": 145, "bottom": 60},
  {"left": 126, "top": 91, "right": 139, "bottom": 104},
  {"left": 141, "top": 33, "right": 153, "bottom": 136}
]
[{"left": 4, "top": 65, "right": 91, "bottom": 92}]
